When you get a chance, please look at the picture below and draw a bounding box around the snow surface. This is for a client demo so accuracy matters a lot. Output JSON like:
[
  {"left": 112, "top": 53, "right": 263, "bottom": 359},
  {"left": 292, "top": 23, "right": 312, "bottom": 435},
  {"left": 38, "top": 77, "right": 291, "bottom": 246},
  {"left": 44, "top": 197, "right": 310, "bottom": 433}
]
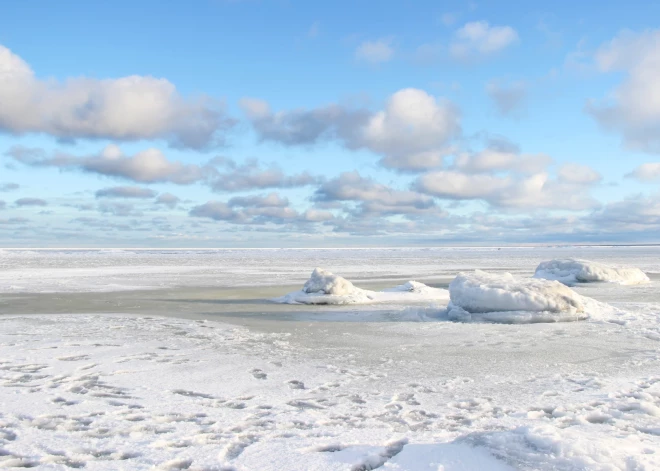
[
  {"left": 1, "top": 313, "right": 659, "bottom": 470},
  {"left": 273, "top": 268, "right": 449, "bottom": 305},
  {"left": 446, "top": 270, "right": 619, "bottom": 323},
  {"left": 534, "top": 258, "right": 650, "bottom": 285},
  {"left": 0, "top": 246, "right": 657, "bottom": 294},
  {"left": 0, "top": 248, "right": 659, "bottom": 470}
]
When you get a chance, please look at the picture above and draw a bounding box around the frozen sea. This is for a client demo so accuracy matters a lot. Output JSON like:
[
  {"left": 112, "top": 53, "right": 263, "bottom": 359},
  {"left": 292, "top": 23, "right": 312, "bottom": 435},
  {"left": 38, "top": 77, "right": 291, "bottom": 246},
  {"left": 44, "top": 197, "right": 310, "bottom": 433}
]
[{"left": 0, "top": 246, "right": 659, "bottom": 470}]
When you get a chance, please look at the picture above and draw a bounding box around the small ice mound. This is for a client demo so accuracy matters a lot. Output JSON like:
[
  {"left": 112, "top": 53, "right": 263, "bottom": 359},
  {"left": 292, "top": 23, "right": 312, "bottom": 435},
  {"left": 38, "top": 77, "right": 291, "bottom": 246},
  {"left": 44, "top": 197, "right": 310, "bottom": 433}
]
[
  {"left": 302, "top": 267, "right": 359, "bottom": 295},
  {"left": 534, "top": 258, "right": 650, "bottom": 286},
  {"left": 446, "top": 270, "right": 589, "bottom": 323},
  {"left": 272, "top": 269, "right": 449, "bottom": 305},
  {"left": 274, "top": 268, "right": 374, "bottom": 305}
]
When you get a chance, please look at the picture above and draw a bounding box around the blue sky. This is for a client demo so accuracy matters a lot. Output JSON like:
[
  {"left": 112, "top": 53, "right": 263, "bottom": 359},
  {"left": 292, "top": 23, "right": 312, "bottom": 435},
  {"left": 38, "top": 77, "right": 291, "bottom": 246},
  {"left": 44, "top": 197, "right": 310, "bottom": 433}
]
[{"left": 1, "top": 0, "right": 659, "bottom": 247}]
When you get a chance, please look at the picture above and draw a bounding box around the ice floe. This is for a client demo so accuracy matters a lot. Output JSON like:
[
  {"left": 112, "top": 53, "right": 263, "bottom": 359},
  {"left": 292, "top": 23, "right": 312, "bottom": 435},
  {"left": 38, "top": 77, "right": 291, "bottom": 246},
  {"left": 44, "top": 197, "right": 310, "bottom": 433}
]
[
  {"left": 273, "top": 268, "right": 449, "bottom": 305},
  {"left": 534, "top": 258, "right": 650, "bottom": 285},
  {"left": 445, "top": 270, "right": 617, "bottom": 323}
]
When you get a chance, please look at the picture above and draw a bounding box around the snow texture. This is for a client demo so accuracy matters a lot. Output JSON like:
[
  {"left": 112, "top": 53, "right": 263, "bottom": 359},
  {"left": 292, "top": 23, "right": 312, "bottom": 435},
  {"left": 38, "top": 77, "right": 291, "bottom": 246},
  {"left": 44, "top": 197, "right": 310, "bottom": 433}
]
[
  {"left": 274, "top": 268, "right": 449, "bottom": 305},
  {"left": 534, "top": 258, "right": 650, "bottom": 285},
  {"left": 446, "top": 270, "right": 613, "bottom": 323},
  {"left": 1, "top": 312, "right": 659, "bottom": 471},
  {"left": 0, "top": 247, "right": 659, "bottom": 470}
]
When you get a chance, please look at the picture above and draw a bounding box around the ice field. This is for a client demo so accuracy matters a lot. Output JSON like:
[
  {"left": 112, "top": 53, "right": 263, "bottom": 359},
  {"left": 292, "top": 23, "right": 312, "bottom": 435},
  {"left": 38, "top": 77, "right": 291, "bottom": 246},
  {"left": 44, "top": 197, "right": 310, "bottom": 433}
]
[{"left": 0, "top": 246, "right": 659, "bottom": 470}]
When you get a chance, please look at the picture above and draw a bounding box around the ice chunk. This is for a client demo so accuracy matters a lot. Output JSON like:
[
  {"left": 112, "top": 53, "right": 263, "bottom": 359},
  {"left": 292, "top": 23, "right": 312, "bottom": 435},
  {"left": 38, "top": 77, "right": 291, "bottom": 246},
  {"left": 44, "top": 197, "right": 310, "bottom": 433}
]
[
  {"left": 273, "top": 269, "right": 449, "bottom": 305},
  {"left": 534, "top": 258, "right": 650, "bottom": 285},
  {"left": 446, "top": 270, "right": 590, "bottom": 323},
  {"left": 302, "top": 268, "right": 360, "bottom": 295}
]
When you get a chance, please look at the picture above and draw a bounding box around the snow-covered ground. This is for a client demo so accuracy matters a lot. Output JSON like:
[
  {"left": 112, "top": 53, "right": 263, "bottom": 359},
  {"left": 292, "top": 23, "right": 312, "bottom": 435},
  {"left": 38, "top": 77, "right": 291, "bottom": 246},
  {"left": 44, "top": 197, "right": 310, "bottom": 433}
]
[
  {"left": 0, "top": 247, "right": 659, "bottom": 470},
  {"left": 0, "top": 246, "right": 658, "bottom": 294}
]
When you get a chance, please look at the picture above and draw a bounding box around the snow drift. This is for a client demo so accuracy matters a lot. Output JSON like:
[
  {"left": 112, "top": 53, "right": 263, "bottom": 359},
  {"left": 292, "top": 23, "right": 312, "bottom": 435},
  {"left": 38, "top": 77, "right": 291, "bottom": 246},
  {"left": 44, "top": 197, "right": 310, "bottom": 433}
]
[
  {"left": 534, "top": 259, "right": 650, "bottom": 285},
  {"left": 273, "top": 268, "right": 449, "bottom": 305},
  {"left": 446, "top": 270, "right": 612, "bottom": 323}
]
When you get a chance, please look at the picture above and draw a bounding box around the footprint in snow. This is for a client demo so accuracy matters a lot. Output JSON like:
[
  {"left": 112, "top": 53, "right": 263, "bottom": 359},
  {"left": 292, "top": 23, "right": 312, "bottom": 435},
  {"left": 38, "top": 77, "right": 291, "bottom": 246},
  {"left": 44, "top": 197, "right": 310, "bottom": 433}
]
[{"left": 251, "top": 369, "right": 267, "bottom": 380}]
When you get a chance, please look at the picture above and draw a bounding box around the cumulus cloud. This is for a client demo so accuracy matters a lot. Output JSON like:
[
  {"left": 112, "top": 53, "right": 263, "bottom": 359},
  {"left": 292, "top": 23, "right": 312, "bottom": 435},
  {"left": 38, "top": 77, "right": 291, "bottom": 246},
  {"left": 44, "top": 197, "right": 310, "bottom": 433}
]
[
  {"left": 355, "top": 38, "right": 395, "bottom": 64},
  {"left": 155, "top": 193, "right": 181, "bottom": 208},
  {"left": 208, "top": 158, "right": 319, "bottom": 192},
  {"left": 15, "top": 197, "right": 47, "bottom": 207},
  {"left": 589, "top": 193, "right": 660, "bottom": 231},
  {"left": 486, "top": 80, "right": 527, "bottom": 116},
  {"left": 6, "top": 145, "right": 317, "bottom": 194},
  {"left": 362, "top": 89, "right": 460, "bottom": 163},
  {"left": 314, "top": 171, "right": 437, "bottom": 216},
  {"left": 190, "top": 195, "right": 331, "bottom": 227},
  {"left": 228, "top": 192, "right": 289, "bottom": 208},
  {"left": 453, "top": 148, "right": 552, "bottom": 175},
  {"left": 586, "top": 30, "right": 660, "bottom": 153},
  {"left": 242, "top": 88, "right": 461, "bottom": 171},
  {"left": 0, "top": 45, "right": 233, "bottom": 149},
  {"left": 0, "top": 183, "right": 19, "bottom": 192},
  {"left": 450, "top": 21, "right": 518, "bottom": 61},
  {"left": 625, "top": 162, "right": 660, "bottom": 181},
  {"left": 414, "top": 169, "right": 599, "bottom": 210},
  {"left": 6, "top": 144, "right": 209, "bottom": 184},
  {"left": 557, "top": 163, "right": 602, "bottom": 184},
  {"left": 239, "top": 98, "right": 368, "bottom": 146},
  {"left": 95, "top": 186, "right": 157, "bottom": 199},
  {"left": 189, "top": 201, "right": 244, "bottom": 222}
]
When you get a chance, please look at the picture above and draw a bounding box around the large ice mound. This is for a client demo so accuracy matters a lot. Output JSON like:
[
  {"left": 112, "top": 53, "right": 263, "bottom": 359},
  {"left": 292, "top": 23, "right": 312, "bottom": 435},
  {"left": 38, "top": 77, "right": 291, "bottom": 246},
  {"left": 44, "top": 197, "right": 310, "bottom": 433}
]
[
  {"left": 273, "top": 268, "right": 449, "bottom": 305},
  {"left": 534, "top": 259, "right": 650, "bottom": 285},
  {"left": 446, "top": 270, "right": 604, "bottom": 323}
]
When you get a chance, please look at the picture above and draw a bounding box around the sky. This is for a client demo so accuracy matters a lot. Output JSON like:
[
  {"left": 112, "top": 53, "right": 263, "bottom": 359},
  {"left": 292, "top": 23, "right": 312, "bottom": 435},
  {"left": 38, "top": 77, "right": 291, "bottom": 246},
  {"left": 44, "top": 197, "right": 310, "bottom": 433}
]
[{"left": 1, "top": 0, "right": 660, "bottom": 247}]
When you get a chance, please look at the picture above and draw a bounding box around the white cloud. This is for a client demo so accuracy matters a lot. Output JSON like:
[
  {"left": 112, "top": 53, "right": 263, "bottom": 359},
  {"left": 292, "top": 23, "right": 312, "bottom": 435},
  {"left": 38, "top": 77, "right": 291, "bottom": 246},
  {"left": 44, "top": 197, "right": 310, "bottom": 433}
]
[
  {"left": 314, "top": 171, "right": 437, "bottom": 216},
  {"left": 155, "top": 193, "right": 180, "bottom": 209},
  {"left": 355, "top": 38, "right": 395, "bottom": 64},
  {"left": 450, "top": 21, "right": 518, "bottom": 60},
  {"left": 626, "top": 162, "right": 660, "bottom": 181},
  {"left": 207, "top": 158, "right": 319, "bottom": 193},
  {"left": 95, "top": 186, "right": 156, "bottom": 199},
  {"left": 362, "top": 88, "right": 461, "bottom": 159},
  {"left": 228, "top": 193, "right": 289, "bottom": 208},
  {"left": 414, "top": 168, "right": 599, "bottom": 210},
  {"left": 557, "top": 163, "right": 602, "bottom": 184},
  {"left": 586, "top": 30, "right": 660, "bottom": 153},
  {"left": 590, "top": 193, "right": 660, "bottom": 230},
  {"left": 241, "top": 88, "right": 461, "bottom": 170},
  {"left": 15, "top": 197, "right": 48, "bottom": 207},
  {"left": 454, "top": 149, "right": 552, "bottom": 175},
  {"left": 189, "top": 195, "right": 333, "bottom": 227},
  {"left": 6, "top": 144, "right": 208, "bottom": 184},
  {"left": 0, "top": 45, "right": 233, "bottom": 149}
]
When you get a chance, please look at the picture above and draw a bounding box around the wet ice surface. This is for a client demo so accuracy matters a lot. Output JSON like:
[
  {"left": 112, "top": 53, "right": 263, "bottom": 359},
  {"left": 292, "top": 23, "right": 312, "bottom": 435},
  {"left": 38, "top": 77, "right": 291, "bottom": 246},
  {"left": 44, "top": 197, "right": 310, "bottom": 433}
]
[{"left": 0, "top": 247, "right": 659, "bottom": 470}]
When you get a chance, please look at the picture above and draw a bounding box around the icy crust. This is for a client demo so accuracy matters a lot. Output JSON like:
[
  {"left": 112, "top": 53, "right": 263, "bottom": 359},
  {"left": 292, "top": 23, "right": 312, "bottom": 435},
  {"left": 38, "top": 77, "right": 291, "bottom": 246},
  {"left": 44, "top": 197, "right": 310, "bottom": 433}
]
[
  {"left": 273, "top": 268, "right": 449, "bottom": 305},
  {"left": 534, "top": 258, "right": 650, "bottom": 285},
  {"left": 446, "top": 270, "right": 612, "bottom": 323}
]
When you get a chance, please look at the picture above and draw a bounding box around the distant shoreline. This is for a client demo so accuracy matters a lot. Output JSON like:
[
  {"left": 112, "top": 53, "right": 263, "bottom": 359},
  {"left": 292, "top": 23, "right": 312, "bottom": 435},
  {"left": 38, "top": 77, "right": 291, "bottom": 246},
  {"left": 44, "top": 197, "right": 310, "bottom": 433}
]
[{"left": 1, "top": 244, "right": 660, "bottom": 251}]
